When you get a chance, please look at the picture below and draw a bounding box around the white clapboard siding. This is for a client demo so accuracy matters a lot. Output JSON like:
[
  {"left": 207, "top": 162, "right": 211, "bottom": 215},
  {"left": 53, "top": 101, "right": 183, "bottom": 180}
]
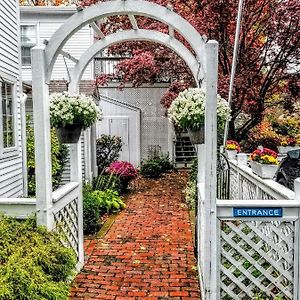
[
  {"left": 0, "top": 0, "right": 24, "bottom": 197},
  {"left": 21, "top": 7, "right": 93, "bottom": 82}
]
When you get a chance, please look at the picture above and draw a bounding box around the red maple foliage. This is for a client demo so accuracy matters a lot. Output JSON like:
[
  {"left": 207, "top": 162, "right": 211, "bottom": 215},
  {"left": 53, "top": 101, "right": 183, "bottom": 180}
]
[{"left": 82, "top": 0, "right": 300, "bottom": 140}]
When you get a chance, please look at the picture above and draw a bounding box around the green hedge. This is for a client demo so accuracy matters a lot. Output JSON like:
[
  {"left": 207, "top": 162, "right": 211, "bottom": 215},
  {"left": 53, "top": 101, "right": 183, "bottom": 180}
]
[{"left": 0, "top": 217, "right": 76, "bottom": 299}]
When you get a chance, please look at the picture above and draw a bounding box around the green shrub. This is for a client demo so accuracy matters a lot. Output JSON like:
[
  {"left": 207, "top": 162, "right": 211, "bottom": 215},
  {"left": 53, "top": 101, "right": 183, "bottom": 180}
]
[
  {"left": 185, "top": 180, "right": 197, "bottom": 210},
  {"left": 27, "top": 119, "right": 69, "bottom": 196},
  {"left": 83, "top": 189, "right": 126, "bottom": 234},
  {"left": 0, "top": 216, "right": 76, "bottom": 299},
  {"left": 140, "top": 160, "right": 163, "bottom": 178},
  {"left": 96, "top": 135, "right": 122, "bottom": 174},
  {"left": 140, "top": 155, "right": 173, "bottom": 178},
  {"left": 190, "top": 158, "right": 198, "bottom": 182},
  {"left": 152, "top": 155, "right": 173, "bottom": 173},
  {"left": 92, "top": 174, "right": 122, "bottom": 194}
]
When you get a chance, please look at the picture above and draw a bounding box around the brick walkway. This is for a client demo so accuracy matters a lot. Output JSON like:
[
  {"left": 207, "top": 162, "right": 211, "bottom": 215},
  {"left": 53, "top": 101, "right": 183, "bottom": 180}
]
[{"left": 70, "top": 173, "right": 200, "bottom": 299}]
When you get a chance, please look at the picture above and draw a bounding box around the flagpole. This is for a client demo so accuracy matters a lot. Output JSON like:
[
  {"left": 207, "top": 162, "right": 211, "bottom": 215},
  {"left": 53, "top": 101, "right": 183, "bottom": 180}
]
[{"left": 223, "top": 0, "right": 245, "bottom": 148}]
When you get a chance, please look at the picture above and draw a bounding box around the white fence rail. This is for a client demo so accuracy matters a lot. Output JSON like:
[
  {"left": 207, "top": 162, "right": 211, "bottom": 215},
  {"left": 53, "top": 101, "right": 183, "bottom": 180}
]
[
  {"left": 197, "top": 151, "right": 300, "bottom": 299},
  {"left": 52, "top": 182, "right": 82, "bottom": 262},
  {"left": 0, "top": 182, "right": 83, "bottom": 264},
  {"left": 229, "top": 157, "right": 294, "bottom": 200},
  {"left": 0, "top": 198, "right": 36, "bottom": 218}
]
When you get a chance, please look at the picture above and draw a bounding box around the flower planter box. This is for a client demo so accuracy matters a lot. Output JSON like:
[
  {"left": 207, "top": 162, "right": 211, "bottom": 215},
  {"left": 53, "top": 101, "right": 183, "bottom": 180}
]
[
  {"left": 226, "top": 149, "right": 237, "bottom": 160},
  {"left": 249, "top": 160, "right": 278, "bottom": 179},
  {"left": 278, "top": 146, "right": 300, "bottom": 154}
]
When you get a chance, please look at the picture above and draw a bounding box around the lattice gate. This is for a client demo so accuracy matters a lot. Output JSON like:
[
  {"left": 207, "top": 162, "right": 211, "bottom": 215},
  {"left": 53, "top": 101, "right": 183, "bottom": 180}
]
[
  {"left": 219, "top": 220, "right": 295, "bottom": 299},
  {"left": 215, "top": 171, "right": 300, "bottom": 299}
]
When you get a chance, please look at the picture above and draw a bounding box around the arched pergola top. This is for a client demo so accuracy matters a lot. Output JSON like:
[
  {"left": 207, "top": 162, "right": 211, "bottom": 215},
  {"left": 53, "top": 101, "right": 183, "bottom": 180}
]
[
  {"left": 69, "top": 29, "right": 200, "bottom": 93},
  {"left": 44, "top": 0, "right": 207, "bottom": 83}
]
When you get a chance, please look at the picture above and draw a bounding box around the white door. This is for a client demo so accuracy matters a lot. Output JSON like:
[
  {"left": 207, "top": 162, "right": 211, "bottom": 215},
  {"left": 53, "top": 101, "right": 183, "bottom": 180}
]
[{"left": 108, "top": 117, "right": 130, "bottom": 162}]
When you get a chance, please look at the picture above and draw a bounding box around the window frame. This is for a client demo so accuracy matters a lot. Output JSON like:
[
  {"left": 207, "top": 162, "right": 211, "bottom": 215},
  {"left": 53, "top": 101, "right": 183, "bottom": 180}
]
[
  {"left": 0, "top": 71, "right": 19, "bottom": 158},
  {"left": 20, "top": 23, "right": 38, "bottom": 67}
]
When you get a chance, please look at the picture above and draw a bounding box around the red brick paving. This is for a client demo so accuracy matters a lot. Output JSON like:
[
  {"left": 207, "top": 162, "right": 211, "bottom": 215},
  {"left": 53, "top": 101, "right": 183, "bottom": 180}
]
[{"left": 70, "top": 173, "right": 200, "bottom": 299}]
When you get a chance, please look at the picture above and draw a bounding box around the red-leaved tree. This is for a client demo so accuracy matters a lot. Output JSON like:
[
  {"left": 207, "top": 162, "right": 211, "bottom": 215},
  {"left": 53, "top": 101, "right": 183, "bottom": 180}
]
[{"left": 79, "top": 0, "right": 299, "bottom": 141}]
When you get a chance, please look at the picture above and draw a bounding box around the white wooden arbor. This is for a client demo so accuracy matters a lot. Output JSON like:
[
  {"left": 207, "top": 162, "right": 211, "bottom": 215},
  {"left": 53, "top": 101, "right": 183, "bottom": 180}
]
[{"left": 31, "top": 0, "right": 218, "bottom": 297}]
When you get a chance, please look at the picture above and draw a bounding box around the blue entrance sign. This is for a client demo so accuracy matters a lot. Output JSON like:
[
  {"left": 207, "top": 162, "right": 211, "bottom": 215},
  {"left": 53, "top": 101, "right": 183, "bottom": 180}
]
[{"left": 233, "top": 207, "right": 283, "bottom": 217}]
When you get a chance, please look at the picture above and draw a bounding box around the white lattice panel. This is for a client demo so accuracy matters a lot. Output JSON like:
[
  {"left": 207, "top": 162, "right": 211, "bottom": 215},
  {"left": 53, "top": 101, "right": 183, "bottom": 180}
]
[
  {"left": 54, "top": 198, "right": 79, "bottom": 258},
  {"left": 220, "top": 220, "right": 294, "bottom": 300},
  {"left": 229, "top": 168, "right": 239, "bottom": 199}
]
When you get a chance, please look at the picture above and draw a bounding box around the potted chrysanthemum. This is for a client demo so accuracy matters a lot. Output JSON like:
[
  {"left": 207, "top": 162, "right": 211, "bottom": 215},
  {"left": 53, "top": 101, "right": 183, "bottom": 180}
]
[
  {"left": 249, "top": 147, "right": 279, "bottom": 179},
  {"left": 225, "top": 140, "right": 241, "bottom": 160},
  {"left": 50, "top": 92, "right": 102, "bottom": 143},
  {"left": 167, "top": 88, "right": 231, "bottom": 144}
]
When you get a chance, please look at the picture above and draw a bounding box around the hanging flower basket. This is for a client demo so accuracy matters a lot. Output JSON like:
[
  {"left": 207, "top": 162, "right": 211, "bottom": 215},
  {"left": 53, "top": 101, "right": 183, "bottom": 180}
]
[
  {"left": 167, "top": 88, "right": 231, "bottom": 145},
  {"left": 55, "top": 124, "right": 82, "bottom": 144},
  {"left": 50, "top": 92, "right": 102, "bottom": 144},
  {"left": 188, "top": 126, "right": 205, "bottom": 144}
]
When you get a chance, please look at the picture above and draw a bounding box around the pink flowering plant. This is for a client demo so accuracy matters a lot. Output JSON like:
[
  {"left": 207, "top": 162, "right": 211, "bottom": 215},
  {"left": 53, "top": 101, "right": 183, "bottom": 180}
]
[{"left": 107, "top": 161, "right": 138, "bottom": 182}]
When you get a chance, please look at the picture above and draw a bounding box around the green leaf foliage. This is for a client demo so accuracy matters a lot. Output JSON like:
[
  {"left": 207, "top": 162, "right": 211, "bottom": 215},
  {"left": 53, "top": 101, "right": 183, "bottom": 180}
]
[
  {"left": 140, "top": 155, "right": 173, "bottom": 178},
  {"left": 92, "top": 174, "right": 122, "bottom": 194},
  {"left": 26, "top": 118, "right": 69, "bottom": 196},
  {"left": 83, "top": 188, "right": 126, "bottom": 234},
  {"left": 0, "top": 217, "right": 76, "bottom": 299}
]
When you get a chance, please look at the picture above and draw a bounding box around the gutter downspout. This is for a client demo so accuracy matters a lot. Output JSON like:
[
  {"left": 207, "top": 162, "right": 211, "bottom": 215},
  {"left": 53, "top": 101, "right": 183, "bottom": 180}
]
[{"left": 21, "top": 92, "right": 28, "bottom": 197}]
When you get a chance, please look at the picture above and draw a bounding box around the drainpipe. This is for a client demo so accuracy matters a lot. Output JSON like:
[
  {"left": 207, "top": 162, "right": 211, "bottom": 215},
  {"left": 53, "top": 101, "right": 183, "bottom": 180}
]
[{"left": 21, "top": 92, "right": 28, "bottom": 197}]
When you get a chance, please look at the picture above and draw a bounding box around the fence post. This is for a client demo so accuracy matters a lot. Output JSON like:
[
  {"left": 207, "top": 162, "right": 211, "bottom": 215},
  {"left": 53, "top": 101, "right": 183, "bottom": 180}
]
[
  {"left": 31, "top": 46, "right": 53, "bottom": 229},
  {"left": 204, "top": 40, "right": 219, "bottom": 299}
]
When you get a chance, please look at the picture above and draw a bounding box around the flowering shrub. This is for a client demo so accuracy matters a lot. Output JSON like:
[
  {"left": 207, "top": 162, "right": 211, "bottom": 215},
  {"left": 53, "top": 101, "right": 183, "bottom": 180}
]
[
  {"left": 226, "top": 140, "right": 241, "bottom": 152},
  {"left": 248, "top": 120, "right": 279, "bottom": 151},
  {"left": 50, "top": 92, "right": 102, "bottom": 129},
  {"left": 250, "top": 147, "right": 279, "bottom": 165},
  {"left": 107, "top": 161, "right": 138, "bottom": 181},
  {"left": 167, "top": 88, "right": 231, "bottom": 131}
]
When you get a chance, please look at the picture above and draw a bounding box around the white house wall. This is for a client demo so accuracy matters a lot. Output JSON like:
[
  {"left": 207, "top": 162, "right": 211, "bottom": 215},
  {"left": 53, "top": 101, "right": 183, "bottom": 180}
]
[
  {"left": 20, "top": 7, "right": 93, "bottom": 82},
  {"left": 0, "top": 0, "right": 24, "bottom": 197},
  {"left": 99, "top": 84, "right": 171, "bottom": 161},
  {"left": 97, "top": 97, "right": 141, "bottom": 167}
]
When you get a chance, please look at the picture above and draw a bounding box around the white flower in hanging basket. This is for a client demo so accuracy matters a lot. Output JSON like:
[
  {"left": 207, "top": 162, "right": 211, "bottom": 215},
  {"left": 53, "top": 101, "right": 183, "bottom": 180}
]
[
  {"left": 167, "top": 88, "right": 231, "bottom": 131},
  {"left": 50, "top": 92, "right": 102, "bottom": 129}
]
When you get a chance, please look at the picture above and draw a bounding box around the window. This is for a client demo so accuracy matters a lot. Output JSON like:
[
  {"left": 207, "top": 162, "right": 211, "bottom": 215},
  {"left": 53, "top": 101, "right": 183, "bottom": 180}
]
[
  {"left": 0, "top": 80, "right": 16, "bottom": 150},
  {"left": 21, "top": 25, "right": 37, "bottom": 66}
]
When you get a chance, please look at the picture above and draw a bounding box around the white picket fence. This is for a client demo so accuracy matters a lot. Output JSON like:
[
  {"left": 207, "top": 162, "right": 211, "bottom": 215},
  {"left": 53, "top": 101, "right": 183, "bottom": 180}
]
[{"left": 197, "top": 154, "right": 300, "bottom": 299}]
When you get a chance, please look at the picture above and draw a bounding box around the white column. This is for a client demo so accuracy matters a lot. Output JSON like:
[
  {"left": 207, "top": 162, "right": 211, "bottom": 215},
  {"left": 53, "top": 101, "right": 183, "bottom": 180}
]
[
  {"left": 204, "top": 40, "right": 219, "bottom": 299},
  {"left": 31, "top": 47, "right": 53, "bottom": 229},
  {"left": 68, "top": 84, "right": 84, "bottom": 265}
]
